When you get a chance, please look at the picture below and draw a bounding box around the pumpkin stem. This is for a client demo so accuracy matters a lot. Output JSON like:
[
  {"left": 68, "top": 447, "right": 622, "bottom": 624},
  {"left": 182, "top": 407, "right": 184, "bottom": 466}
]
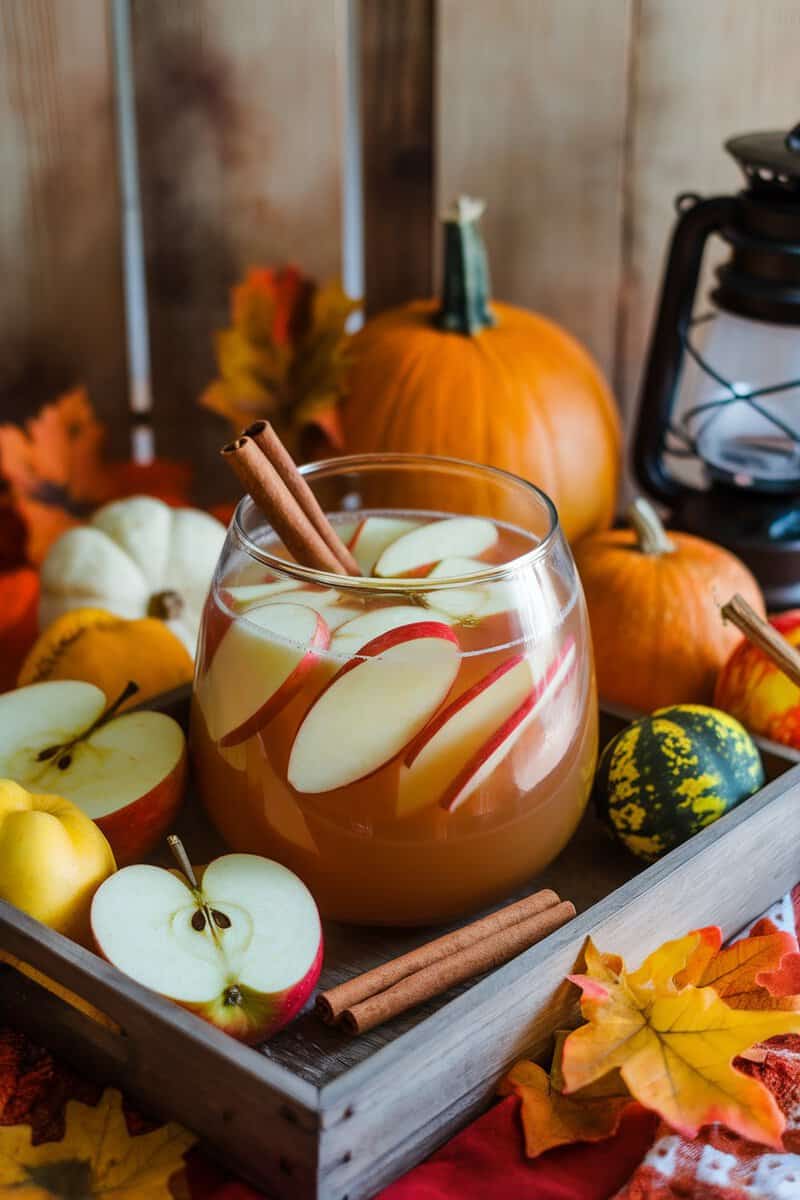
[
  {"left": 627, "top": 498, "right": 676, "bottom": 556},
  {"left": 435, "top": 196, "right": 496, "bottom": 335},
  {"left": 148, "top": 589, "right": 184, "bottom": 620}
]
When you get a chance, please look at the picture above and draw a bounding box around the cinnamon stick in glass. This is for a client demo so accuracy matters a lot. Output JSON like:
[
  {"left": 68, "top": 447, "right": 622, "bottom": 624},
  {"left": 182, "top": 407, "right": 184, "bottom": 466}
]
[
  {"left": 246, "top": 420, "right": 360, "bottom": 575},
  {"left": 340, "top": 899, "right": 576, "bottom": 1035},
  {"left": 722, "top": 593, "right": 800, "bottom": 690},
  {"left": 221, "top": 435, "right": 346, "bottom": 574},
  {"left": 317, "top": 887, "right": 562, "bottom": 1024}
]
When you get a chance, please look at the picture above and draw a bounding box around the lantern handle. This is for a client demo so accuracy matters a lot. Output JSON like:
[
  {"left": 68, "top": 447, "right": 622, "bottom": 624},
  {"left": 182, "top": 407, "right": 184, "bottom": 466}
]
[{"left": 633, "top": 193, "right": 736, "bottom": 503}]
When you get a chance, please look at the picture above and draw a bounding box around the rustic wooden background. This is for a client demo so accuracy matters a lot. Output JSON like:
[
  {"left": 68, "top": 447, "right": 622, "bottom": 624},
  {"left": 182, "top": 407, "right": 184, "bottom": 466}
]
[{"left": 1, "top": 0, "right": 798, "bottom": 496}]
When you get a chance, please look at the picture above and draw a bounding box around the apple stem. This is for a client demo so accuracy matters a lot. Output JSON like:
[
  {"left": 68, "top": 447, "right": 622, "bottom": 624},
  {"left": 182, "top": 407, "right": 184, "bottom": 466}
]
[{"left": 167, "top": 834, "right": 199, "bottom": 889}]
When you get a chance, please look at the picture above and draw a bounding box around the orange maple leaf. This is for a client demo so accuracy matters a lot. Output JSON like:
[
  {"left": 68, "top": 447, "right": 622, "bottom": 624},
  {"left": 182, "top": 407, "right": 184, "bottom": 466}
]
[
  {"left": 561, "top": 932, "right": 800, "bottom": 1147},
  {"left": 200, "top": 266, "right": 357, "bottom": 454},
  {"left": 676, "top": 925, "right": 800, "bottom": 1010},
  {"left": 499, "top": 1033, "right": 635, "bottom": 1158},
  {"left": 0, "top": 389, "right": 111, "bottom": 564}
]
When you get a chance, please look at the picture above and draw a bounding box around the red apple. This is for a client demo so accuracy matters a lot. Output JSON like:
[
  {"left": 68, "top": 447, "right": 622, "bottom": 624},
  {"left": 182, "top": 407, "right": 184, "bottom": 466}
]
[
  {"left": 288, "top": 621, "right": 461, "bottom": 793},
  {"left": 199, "top": 602, "right": 330, "bottom": 747},
  {"left": 91, "top": 845, "right": 323, "bottom": 1043},
  {"left": 0, "top": 680, "right": 186, "bottom": 866},
  {"left": 715, "top": 610, "right": 800, "bottom": 749}
]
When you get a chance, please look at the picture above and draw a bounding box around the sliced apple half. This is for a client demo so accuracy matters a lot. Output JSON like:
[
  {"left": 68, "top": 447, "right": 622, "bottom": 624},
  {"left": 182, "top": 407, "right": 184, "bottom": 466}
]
[
  {"left": 0, "top": 680, "right": 187, "bottom": 866},
  {"left": 433, "top": 637, "right": 576, "bottom": 814},
  {"left": 374, "top": 517, "right": 498, "bottom": 578},
  {"left": 288, "top": 622, "right": 461, "bottom": 793},
  {"left": 202, "top": 602, "right": 330, "bottom": 747},
  {"left": 347, "top": 515, "right": 421, "bottom": 575},
  {"left": 92, "top": 850, "right": 323, "bottom": 1043},
  {"left": 329, "top": 604, "right": 453, "bottom": 658}
]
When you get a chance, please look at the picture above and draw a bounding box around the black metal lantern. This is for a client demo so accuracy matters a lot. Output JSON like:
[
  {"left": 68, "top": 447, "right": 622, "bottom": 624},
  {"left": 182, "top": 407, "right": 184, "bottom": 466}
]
[{"left": 634, "top": 121, "right": 800, "bottom": 610}]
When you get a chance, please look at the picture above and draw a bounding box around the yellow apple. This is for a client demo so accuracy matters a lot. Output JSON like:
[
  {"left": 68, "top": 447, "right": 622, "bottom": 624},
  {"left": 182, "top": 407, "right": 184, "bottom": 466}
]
[
  {"left": 0, "top": 779, "right": 116, "bottom": 944},
  {"left": 715, "top": 610, "right": 800, "bottom": 750}
]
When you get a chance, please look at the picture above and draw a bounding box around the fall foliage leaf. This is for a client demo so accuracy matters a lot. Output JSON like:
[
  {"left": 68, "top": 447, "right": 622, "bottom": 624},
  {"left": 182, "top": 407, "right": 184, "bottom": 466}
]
[
  {"left": 0, "top": 1087, "right": 194, "bottom": 1198},
  {"left": 677, "top": 928, "right": 800, "bottom": 1010},
  {"left": 200, "top": 265, "right": 357, "bottom": 453},
  {"left": 0, "top": 389, "right": 110, "bottom": 564},
  {"left": 0, "top": 390, "right": 194, "bottom": 565},
  {"left": 500, "top": 1033, "right": 634, "bottom": 1157},
  {"left": 562, "top": 934, "right": 800, "bottom": 1147}
]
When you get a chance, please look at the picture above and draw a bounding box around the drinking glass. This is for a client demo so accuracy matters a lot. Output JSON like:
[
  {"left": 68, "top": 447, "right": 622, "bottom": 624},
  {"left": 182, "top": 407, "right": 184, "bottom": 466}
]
[{"left": 191, "top": 454, "right": 597, "bottom": 925}]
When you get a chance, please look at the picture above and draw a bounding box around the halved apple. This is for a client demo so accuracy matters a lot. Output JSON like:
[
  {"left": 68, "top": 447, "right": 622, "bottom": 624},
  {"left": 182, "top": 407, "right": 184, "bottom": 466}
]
[
  {"left": 347, "top": 515, "right": 421, "bottom": 575},
  {"left": 0, "top": 680, "right": 187, "bottom": 866},
  {"left": 440, "top": 637, "right": 577, "bottom": 813},
  {"left": 201, "top": 602, "right": 330, "bottom": 747},
  {"left": 91, "top": 848, "right": 323, "bottom": 1043},
  {"left": 374, "top": 517, "right": 498, "bottom": 578},
  {"left": 288, "top": 622, "right": 461, "bottom": 793}
]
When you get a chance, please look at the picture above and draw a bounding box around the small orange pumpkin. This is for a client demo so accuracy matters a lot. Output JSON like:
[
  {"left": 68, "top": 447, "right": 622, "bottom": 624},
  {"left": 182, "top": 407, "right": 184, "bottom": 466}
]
[
  {"left": 340, "top": 197, "right": 621, "bottom": 544},
  {"left": 574, "top": 499, "right": 766, "bottom": 712}
]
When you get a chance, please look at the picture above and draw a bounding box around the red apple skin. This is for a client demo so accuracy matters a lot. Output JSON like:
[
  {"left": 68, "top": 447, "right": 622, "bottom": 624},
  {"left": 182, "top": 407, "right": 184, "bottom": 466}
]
[
  {"left": 186, "top": 934, "right": 324, "bottom": 1044},
  {"left": 95, "top": 749, "right": 188, "bottom": 867},
  {"left": 219, "top": 612, "right": 330, "bottom": 748},
  {"left": 715, "top": 610, "right": 800, "bottom": 750}
]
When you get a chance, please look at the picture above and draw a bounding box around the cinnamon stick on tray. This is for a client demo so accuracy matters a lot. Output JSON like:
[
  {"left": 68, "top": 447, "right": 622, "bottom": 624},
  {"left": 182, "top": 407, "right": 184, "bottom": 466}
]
[
  {"left": 246, "top": 420, "right": 360, "bottom": 575},
  {"left": 317, "top": 889, "right": 575, "bottom": 1036},
  {"left": 221, "top": 435, "right": 347, "bottom": 575}
]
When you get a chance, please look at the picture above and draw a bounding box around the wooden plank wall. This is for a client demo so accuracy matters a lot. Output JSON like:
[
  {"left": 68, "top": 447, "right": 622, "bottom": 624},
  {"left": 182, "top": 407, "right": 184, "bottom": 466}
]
[{"left": 0, "top": 0, "right": 799, "bottom": 488}]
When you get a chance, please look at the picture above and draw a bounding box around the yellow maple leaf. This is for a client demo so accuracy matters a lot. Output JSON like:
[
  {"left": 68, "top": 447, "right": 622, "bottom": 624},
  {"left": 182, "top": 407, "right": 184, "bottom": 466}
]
[
  {"left": 562, "top": 933, "right": 800, "bottom": 1147},
  {"left": 200, "top": 267, "right": 357, "bottom": 453},
  {"left": 0, "top": 1088, "right": 194, "bottom": 1198}
]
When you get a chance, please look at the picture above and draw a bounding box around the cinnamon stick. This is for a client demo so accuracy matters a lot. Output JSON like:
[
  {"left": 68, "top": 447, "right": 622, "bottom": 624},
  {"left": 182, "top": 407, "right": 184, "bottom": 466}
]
[
  {"left": 340, "top": 900, "right": 576, "bottom": 1035},
  {"left": 316, "top": 888, "right": 561, "bottom": 1024},
  {"left": 722, "top": 593, "right": 800, "bottom": 690},
  {"left": 246, "top": 420, "right": 360, "bottom": 575},
  {"left": 221, "top": 436, "right": 346, "bottom": 574}
]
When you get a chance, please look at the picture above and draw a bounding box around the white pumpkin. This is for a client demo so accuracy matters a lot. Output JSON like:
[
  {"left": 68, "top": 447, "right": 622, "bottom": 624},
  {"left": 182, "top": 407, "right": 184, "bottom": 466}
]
[{"left": 39, "top": 496, "right": 227, "bottom": 656}]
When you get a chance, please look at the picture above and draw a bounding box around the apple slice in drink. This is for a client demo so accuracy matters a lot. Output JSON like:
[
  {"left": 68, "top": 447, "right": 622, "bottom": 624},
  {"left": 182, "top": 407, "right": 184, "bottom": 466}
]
[
  {"left": 397, "top": 638, "right": 576, "bottom": 816},
  {"left": 288, "top": 622, "right": 461, "bottom": 793},
  {"left": 374, "top": 517, "right": 498, "bottom": 578},
  {"left": 441, "top": 637, "right": 577, "bottom": 813},
  {"left": 0, "top": 680, "right": 187, "bottom": 866},
  {"left": 330, "top": 604, "right": 453, "bottom": 657},
  {"left": 347, "top": 515, "right": 421, "bottom": 575},
  {"left": 91, "top": 846, "right": 323, "bottom": 1043},
  {"left": 223, "top": 582, "right": 340, "bottom": 613},
  {"left": 202, "top": 602, "right": 330, "bottom": 747}
]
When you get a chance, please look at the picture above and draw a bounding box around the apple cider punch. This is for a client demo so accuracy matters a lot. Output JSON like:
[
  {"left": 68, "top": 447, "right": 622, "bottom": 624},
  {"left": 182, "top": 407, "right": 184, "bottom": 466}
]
[{"left": 191, "top": 454, "right": 598, "bottom": 925}]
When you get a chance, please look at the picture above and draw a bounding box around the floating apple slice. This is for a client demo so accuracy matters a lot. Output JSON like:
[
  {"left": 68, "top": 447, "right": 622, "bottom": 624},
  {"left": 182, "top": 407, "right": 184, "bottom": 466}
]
[
  {"left": 223, "top": 582, "right": 339, "bottom": 613},
  {"left": 374, "top": 517, "right": 498, "bottom": 578},
  {"left": 202, "top": 602, "right": 330, "bottom": 747},
  {"left": 92, "top": 848, "right": 323, "bottom": 1043},
  {"left": 427, "top": 556, "right": 487, "bottom": 579},
  {"left": 347, "top": 515, "right": 422, "bottom": 575},
  {"left": 440, "top": 637, "right": 577, "bottom": 813},
  {"left": 288, "top": 622, "right": 461, "bottom": 793},
  {"left": 330, "top": 604, "right": 453, "bottom": 657},
  {"left": 322, "top": 605, "right": 365, "bottom": 632},
  {"left": 397, "top": 654, "right": 537, "bottom": 818},
  {"left": 0, "top": 680, "right": 187, "bottom": 866}
]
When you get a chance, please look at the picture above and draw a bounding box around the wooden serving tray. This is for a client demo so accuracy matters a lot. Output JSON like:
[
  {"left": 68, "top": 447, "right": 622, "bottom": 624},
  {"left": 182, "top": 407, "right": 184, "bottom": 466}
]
[{"left": 1, "top": 691, "right": 798, "bottom": 1200}]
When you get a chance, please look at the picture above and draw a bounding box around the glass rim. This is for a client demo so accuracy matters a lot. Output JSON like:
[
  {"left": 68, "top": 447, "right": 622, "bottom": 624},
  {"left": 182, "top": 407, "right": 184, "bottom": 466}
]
[{"left": 230, "top": 451, "right": 560, "bottom": 592}]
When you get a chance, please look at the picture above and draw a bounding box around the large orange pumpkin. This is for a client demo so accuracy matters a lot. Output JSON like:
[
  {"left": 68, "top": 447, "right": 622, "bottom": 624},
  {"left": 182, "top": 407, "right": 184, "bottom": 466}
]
[
  {"left": 341, "top": 197, "right": 621, "bottom": 543},
  {"left": 574, "top": 498, "right": 766, "bottom": 712}
]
